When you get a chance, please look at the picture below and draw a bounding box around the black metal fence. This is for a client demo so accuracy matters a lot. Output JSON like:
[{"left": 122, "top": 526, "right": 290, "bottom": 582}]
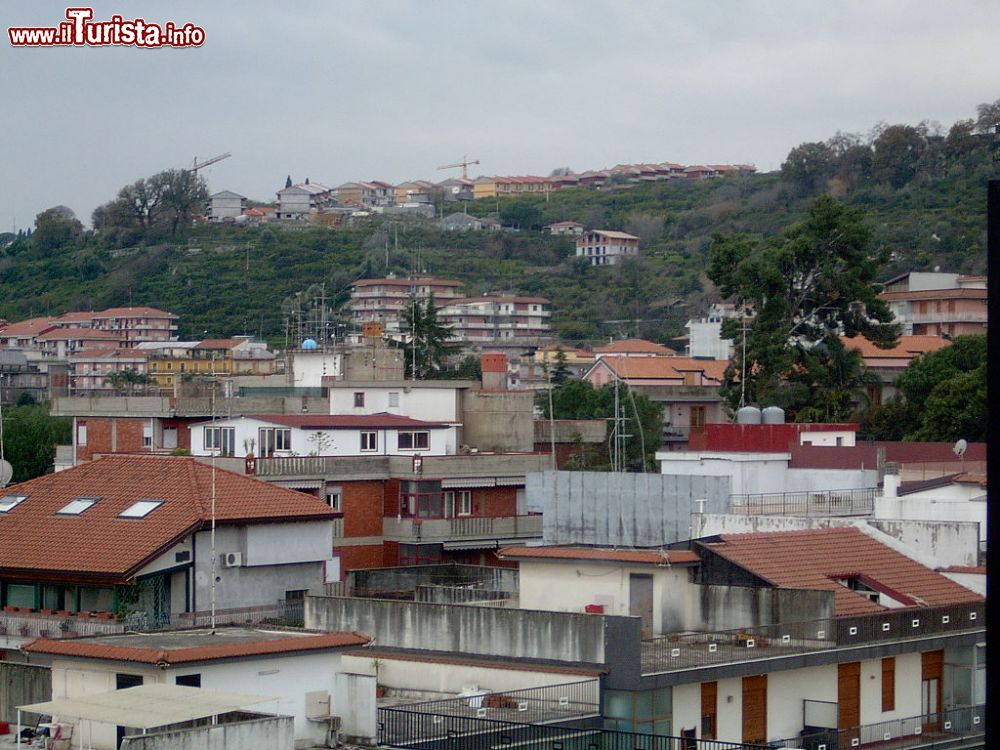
[
  {"left": 642, "top": 602, "right": 984, "bottom": 674},
  {"left": 378, "top": 708, "right": 771, "bottom": 750},
  {"left": 729, "top": 488, "right": 876, "bottom": 517}
]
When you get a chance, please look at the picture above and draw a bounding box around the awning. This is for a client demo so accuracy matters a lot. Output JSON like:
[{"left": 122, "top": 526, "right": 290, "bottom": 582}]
[
  {"left": 19, "top": 683, "right": 277, "bottom": 729},
  {"left": 272, "top": 479, "right": 324, "bottom": 490},
  {"left": 443, "top": 537, "right": 539, "bottom": 551},
  {"left": 441, "top": 477, "right": 495, "bottom": 489}
]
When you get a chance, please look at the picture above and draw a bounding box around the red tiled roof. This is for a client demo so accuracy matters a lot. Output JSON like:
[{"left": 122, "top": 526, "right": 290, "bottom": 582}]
[
  {"left": 92, "top": 307, "right": 177, "bottom": 318},
  {"left": 0, "top": 455, "right": 336, "bottom": 581},
  {"left": 23, "top": 632, "right": 370, "bottom": 664},
  {"left": 840, "top": 335, "right": 951, "bottom": 360},
  {"left": 703, "top": 527, "right": 983, "bottom": 615},
  {"left": 595, "top": 338, "right": 673, "bottom": 355},
  {"left": 938, "top": 566, "right": 985, "bottom": 575},
  {"left": 245, "top": 413, "right": 449, "bottom": 429},
  {"left": 0, "top": 317, "right": 57, "bottom": 337},
  {"left": 448, "top": 296, "right": 550, "bottom": 305},
  {"left": 596, "top": 356, "right": 729, "bottom": 382},
  {"left": 879, "top": 288, "right": 987, "bottom": 301},
  {"left": 353, "top": 278, "right": 462, "bottom": 288},
  {"left": 498, "top": 546, "right": 700, "bottom": 566},
  {"left": 36, "top": 329, "right": 121, "bottom": 341},
  {"left": 193, "top": 339, "right": 242, "bottom": 350}
]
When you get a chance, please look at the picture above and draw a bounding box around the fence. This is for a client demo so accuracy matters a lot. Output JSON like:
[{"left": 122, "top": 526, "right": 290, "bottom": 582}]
[
  {"left": 642, "top": 602, "right": 984, "bottom": 674},
  {"left": 378, "top": 708, "right": 771, "bottom": 750},
  {"left": 777, "top": 703, "right": 985, "bottom": 750},
  {"left": 415, "top": 585, "right": 516, "bottom": 608},
  {"left": 729, "top": 488, "right": 876, "bottom": 517},
  {"left": 174, "top": 599, "right": 304, "bottom": 628}
]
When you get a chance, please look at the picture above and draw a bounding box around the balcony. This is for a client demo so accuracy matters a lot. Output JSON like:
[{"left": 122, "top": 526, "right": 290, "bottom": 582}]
[
  {"left": 253, "top": 452, "right": 551, "bottom": 480},
  {"left": 0, "top": 609, "right": 127, "bottom": 648},
  {"left": 729, "top": 487, "right": 876, "bottom": 517},
  {"left": 640, "top": 601, "right": 984, "bottom": 675},
  {"left": 904, "top": 310, "right": 987, "bottom": 324},
  {"left": 383, "top": 514, "right": 542, "bottom": 543}
]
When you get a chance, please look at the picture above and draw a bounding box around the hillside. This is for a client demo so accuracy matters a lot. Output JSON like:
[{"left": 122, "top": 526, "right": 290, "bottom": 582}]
[{"left": 1, "top": 109, "right": 996, "bottom": 346}]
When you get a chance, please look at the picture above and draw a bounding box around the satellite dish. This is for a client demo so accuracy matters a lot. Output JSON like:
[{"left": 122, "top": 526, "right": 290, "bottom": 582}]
[
  {"left": 0, "top": 459, "right": 12, "bottom": 488},
  {"left": 953, "top": 439, "right": 968, "bottom": 458}
]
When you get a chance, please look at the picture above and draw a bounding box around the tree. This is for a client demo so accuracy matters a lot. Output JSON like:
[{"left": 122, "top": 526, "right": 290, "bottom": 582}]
[
  {"left": 33, "top": 206, "right": 83, "bottom": 256},
  {"left": 105, "top": 368, "right": 152, "bottom": 395},
  {"left": 708, "top": 195, "right": 899, "bottom": 415},
  {"left": 2, "top": 404, "right": 72, "bottom": 483},
  {"left": 973, "top": 98, "right": 1000, "bottom": 134},
  {"left": 780, "top": 141, "right": 835, "bottom": 192},
  {"left": 550, "top": 347, "right": 571, "bottom": 385},
  {"left": 91, "top": 169, "right": 208, "bottom": 244},
  {"left": 499, "top": 200, "right": 542, "bottom": 231},
  {"left": 401, "top": 294, "right": 459, "bottom": 379},
  {"left": 872, "top": 125, "right": 926, "bottom": 188}
]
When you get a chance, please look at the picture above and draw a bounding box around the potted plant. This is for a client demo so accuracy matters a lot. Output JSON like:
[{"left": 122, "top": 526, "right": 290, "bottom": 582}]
[{"left": 372, "top": 657, "right": 387, "bottom": 698}]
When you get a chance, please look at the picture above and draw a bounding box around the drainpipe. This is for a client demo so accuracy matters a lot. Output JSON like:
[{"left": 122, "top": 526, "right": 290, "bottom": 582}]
[{"left": 882, "top": 462, "right": 900, "bottom": 498}]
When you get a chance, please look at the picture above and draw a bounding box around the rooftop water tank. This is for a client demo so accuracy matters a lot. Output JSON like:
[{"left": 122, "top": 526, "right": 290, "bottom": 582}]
[
  {"left": 301, "top": 338, "right": 318, "bottom": 350},
  {"left": 762, "top": 406, "right": 785, "bottom": 424},
  {"left": 736, "top": 406, "right": 762, "bottom": 424}
]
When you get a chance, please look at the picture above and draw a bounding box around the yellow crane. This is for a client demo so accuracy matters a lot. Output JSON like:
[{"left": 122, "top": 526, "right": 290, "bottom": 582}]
[{"left": 437, "top": 155, "right": 480, "bottom": 180}]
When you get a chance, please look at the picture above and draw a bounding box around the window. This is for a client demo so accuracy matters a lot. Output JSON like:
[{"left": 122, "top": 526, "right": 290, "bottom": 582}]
[
  {"left": 205, "top": 426, "right": 235, "bottom": 456},
  {"left": 57, "top": 496, "right": 100, "bottom": 515},
  {"left": 258, "top": 427, "right": 292, "bottom": 457},
  {"left": 458, "top": 490, "right": 472, "bottom": 516},
  {"left": 142, "top": 423, "right": 153, "bottom": 449},
  {"left": 4, "top": 583, "right": 36, "bottom": 609},
  {"left": 388, "top": 392, "right": 400, "bottom": 407},
  {"left": 353, "top": 392, "right": 365, "bottom": 408},
  {"left": 175, "top": 674, "right": 201, "bottom": 687},
  {"left": 77, "top": 422, "right": 87, "bottom": 446},
  {"left": 119, "top": 499, "right": 164, "bottom": 518},
  {"left": 326, "top": 486, "right": 342, "bottom": 512},
  {"left": 360, "top": 431, "right": 377, "bottom": 451},
  {"left": 882, "top": 657, "right": 896, "bottom": 711},
  {"left": 398, "top": 431, "right": 429, "bottom": 450},
  {"left": 0, "top": 495, "right": 28, "bottom": 514}
]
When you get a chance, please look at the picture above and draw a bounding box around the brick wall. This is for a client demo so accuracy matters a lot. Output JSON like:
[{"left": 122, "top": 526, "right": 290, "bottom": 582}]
[
  {"left": 341, "top": 480, "right": 386, "bottom": 538},
  {"left": 77, "top": 417, "right": 147, "bottom": 462},
  {"left": 476, "top": 486, "right": 518, "bottom": 517},
  {"left": 337, "top": 544, "right": 385, "bottom": 578}
]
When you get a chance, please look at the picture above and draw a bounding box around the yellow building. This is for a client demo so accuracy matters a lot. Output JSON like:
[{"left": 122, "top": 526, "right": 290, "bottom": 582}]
[{"left": 143, "top": 339, "right": 276, "bottom": 388}]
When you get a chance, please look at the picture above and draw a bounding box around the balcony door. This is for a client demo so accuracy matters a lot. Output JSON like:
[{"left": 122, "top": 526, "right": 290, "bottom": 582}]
[
  {"left": 922, "top": 650, "right": 943, "bottom": 731},
  {"left": 838, "top": 661, "right": 860, "bottom": 748},
  {"left": 741, "top": 674, "right": 767, "bottom": 745},
  {"left": 628, "top": 574, "right": 654, "bottom": 639}
]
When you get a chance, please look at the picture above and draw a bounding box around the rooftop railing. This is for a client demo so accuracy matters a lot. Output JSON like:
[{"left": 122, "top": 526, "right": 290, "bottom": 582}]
[
  {"left": 729, "top": 487, "right": 876, "bottom": 517},
  {"left": 641, "top": 602, "right": 984, "bottom": 675}
]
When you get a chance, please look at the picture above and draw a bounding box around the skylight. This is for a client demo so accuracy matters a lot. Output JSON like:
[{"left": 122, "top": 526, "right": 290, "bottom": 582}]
[
  {"left": 119, "top": 499, "right": 164, "bottom": 518},
  {"left": 57, "top": 496, "right": 100, "bottom": 515},
  {"left": 0, "top": 495, "right": 28, "bottom": 513}
]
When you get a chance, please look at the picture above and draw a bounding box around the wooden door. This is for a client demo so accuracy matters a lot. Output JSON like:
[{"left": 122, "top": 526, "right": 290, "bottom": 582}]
[
  {"left": 629, "top": 573, "right": 654, "bottom": 638},
  {"left": 701, "top": 681, "right": 717, "bottom": 740},
  {"left": 838, "top": 662, "right": 860, "bottom": 748},
  {"left": 742, "top": 674, "right": 767, "bottom": 745},
  {"left": 922, "top": 650, "right": 943, "bottom": 731}
]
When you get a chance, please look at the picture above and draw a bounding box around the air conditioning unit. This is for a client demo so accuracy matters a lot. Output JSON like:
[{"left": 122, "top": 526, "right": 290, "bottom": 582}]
[{"left": 222, "top": 552, "right": 242, "bottom": 568}]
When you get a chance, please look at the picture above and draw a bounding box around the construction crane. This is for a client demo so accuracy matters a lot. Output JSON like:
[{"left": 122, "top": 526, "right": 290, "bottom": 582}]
[
  {"left": 187, "top": 152, "right": 231, "bottom": 173},
  {"left": 437, "top": 155, "right": 480, "bottom": 179}
]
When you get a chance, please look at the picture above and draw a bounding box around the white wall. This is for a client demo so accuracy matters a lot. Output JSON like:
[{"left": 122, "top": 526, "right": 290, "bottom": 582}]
[
  {"left": 714, "top": 676, "right": 743, "bottom": 743},
  {"left": 942, "top": 571, "right": 986, "bottom": 596},
  {"left": 288, "top": 351, "right": 342, "bottom": 387},
  {"left": 671, "top": 682, "right": 701, "bottom": 737},
  {"left": 801, "top": 430, "right": 856, "bottom": 447},
  {"left": 329, "top": 385, "right": 461, "bottom": 422},
  {"left": 516, "top": 559, "right": 693, "bottom": 636},
  {"left": 245, "top": 522, "right": 332, "bottom": 567},
  {"left": 876, "top": 496, "right": 987, "bottom": 543},
  {"left": 658, "top": 452, "right": 874, "bottom": 495},
  {"left": 767, "top": 665, "right": 837, "bottom": 740}
]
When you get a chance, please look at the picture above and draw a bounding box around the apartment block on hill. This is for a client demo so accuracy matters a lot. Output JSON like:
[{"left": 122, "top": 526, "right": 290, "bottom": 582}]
[
  {"left": 879, "top": 272, "right": 987, "bottom": 337},
  {"left": 576, "top": 229, "right": 640, "bottom": 266}
]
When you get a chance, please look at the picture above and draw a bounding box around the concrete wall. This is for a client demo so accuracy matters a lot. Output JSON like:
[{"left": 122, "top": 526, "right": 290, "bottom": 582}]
[
  {"left": 329, "top": 384, "right": 465, "bottom": 422},
  {"left": 193, "top": 528, "right": 324, "bottom": 611},
  {"left": 942, "top": 571, "right": 986, "bottom": 596},
  {"left": 348, "top": 564, "right": 518, "bottom": 597},
  {"left": 119, "top": 716, "right": 294, "bottom": 750},
  {"left": 530, "top": 470, "right": 730, "bottom": 546},
  {"left": 876, "top": 496, "right": 987, "bottom": 543},
  {"left": 679, "top": 584, "right": 835, "bottom": 633},
  {"left": 332, "top": 672, "right": 376, "bottom": 744},
  {"left": 0, "top": 662, "right": 51, "bottom": 724},
  {"left": 693, "top": 514, "right": 981, "bottom": 569},
  {"left": 461, "top": 390, "right": 535, "bottom": 452},
  {"left": 305, "top": 593, "right": 609, "bottom": 665}
]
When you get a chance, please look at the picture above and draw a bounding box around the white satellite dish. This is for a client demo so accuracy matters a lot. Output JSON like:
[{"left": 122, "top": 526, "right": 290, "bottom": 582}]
[
  {"left": 0, "top": 459, "right": 12, "bottom": 488},
  {"left": 953, "top": 439, "right": 968, "bottom": 458}
]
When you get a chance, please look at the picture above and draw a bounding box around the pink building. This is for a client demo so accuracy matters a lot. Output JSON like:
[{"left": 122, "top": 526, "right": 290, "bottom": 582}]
[
  {"left": 89, "top": 307, "right": 179, "bottom": 346},
  {"left": 880, "top": 272, "right": 987, "bottom": 337}
]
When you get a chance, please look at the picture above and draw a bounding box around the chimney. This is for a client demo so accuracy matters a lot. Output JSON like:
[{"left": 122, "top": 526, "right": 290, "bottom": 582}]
[
  {"left": 882, "top": 462, "right": 900, "bottom": 498},
  {"left": 480, "top": 352, "right": 507, "bottom": 390}
]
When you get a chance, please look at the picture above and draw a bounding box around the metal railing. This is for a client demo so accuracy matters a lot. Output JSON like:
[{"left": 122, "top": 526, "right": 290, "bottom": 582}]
[
  {"left": 0, "top": 610, "right": 127, "bottom": 642},
  {"left": 729, "top": 488, "right": 876, "bottom": 517},
  {"left": 383, "top": 514, "right": 543, "bottom": 542},
  {"left": 415, "top": 585, "right": 516, "bottom": 608},
  {"left": 776, "top": 703, "right": 984, "bottom": 750},
  {"left": 642, "top": 602, "right": 984, "bottom": 675},
  {"left": 173, "top": 600, "right": 304, "bottom": 628}
]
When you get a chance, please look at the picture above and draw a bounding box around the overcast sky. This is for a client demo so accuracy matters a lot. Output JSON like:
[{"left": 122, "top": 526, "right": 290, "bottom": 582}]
[{"left": 2, "top": 0, "right": 997, "bottom": 230}]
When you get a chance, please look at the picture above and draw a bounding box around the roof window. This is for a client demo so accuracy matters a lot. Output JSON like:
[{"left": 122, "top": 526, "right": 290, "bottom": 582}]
[
  {"left": 119, "top": 499, "right": 164, "bottom": 518},
  {"left": 57, "top": 496, "right": 100, "bottom": 515},
  {"left": 0, "top": 495, "right": 28, "bottom": 513}
]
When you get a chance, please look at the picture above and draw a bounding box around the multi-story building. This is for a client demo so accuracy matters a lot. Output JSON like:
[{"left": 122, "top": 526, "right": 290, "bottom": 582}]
[
  {"left": 276, "top": 181, "right": 334, "bottom": 220},
  {"left": 840, "top": 334, "right": 952, "bottom": 405},
  {"left": 576, "top": 229, "right": 640, "bottom": 266},
  {"left": 394, "top": 179, "right": 437, "bottom": 204},
  {"left": 68, "top": 347, "right": 150, "bottom": 394},
  {"left": 879, "top": 272, "right": 987, "bottom": 337},
  {"left": 594, "top": 337, "right": 675, "bottom": 359},
  {"left": 544, "top": 220, "right": 585, "bottom": 235},
  {"left": 89, "top": 307, "right": 179, "bottom": 346},
  {"left": 345, "top": 276, "right": 465, "bottom": 334},
  {"left": 207, "top": 190, "right": 247, "bottom": 222},
  {"left": 437, "top": 296, "right": 551, "bottom": 345}
]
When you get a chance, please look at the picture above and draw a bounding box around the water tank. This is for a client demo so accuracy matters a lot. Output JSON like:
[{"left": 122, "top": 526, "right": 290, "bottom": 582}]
[
  {"left": 736, "top": 406, "right": 762, "bottom": 424},
  {"left": 762, "top": 406, "right": 785, "bottom": 424},
  {"left": 301, "top": 338, "right": 318, "bottom": 350}
]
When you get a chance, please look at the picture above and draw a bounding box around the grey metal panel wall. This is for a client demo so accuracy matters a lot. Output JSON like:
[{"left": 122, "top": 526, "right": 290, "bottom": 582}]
[
  {"left": 530, "top": 470, "right": 730, "bottom": 547},
  {"left": 0, "top": 662, "right": 51, "bottom": 724}
]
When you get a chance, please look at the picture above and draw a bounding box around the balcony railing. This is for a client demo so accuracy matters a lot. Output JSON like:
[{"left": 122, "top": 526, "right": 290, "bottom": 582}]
[
  {"left": 641, "top": 602, "right": 984, "bottom": 674},
  {"left": 729, "top": 488, "right": 876, "bottom": 517},
  {"left": 905, "top": 310, "right": 987, "bottom": 324},
  {"left": 383, "top": 514, "right": 542, "bottom": 542},
  {"left": 0, "top": 609, "right": 127, "bottom": 644}
]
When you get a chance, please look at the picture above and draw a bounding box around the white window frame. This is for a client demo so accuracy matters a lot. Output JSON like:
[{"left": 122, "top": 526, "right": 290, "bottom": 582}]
[
  {"left": 458, "top": 490, "right": 472, "bottom": 516},
  {"left": 397, "top": 431, "right": 429, "bottom": 451},
  {"left": 325, "top": 486, "right": 342, "bottom": 512},
  {"left": 360, "top": 431, "right": 377, "bottom": 452},
  {"left": 205, "top": 426, "right": 235, "bottom": 456},
  {"left": 388, "top": 392, "right": 400, "bottom": 408}
]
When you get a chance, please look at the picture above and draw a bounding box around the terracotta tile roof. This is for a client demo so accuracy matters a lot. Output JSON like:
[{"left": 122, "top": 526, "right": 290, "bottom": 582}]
[
  {"left": 23, "top": 632, "right": 370, "bottom": 664},
  {"left": 938, "top": 566, "right": 985, "bottom": 575},
  {"left": 840, "top": 335, "right": 951, "bottom": 360},
  {"left": 596, "top": 355, "right": 729, "bottom": 382},
  {"left": 92, "top": 307, "right": 178, "bottom": 318},
  {"left": 0, "top": 455, "right": 336, "bottom": 581},
  {"left": 594, "top": 338, "right": 673, "bottom": 355},
  {"left": 879, "top": 288, "right": 987, "bottom": 301},
  {"left": 36, "top": 329, "right": 121, "bottom": 341},
  {"left": 353, "top": 278, "right": 462, "bottom": 288},
  {"left": 70, "top": 347, "right": 149, "bottom": 360},
  {"left": 498, "top": 546, "right": 700, "bottom": 566},
  {"left": 702, "top": 527, "right": 983, "bottom": 615},
  {"left": 448, "top": 296, "right": 550, "bottom": 305},
  {"left": 193, "top": 339, "right": 242, "bottom": 350},
  {"left": 244, "top": 413, "right": 449, "bottom": 430},
  {"left": 0, "top": 317, "right": 58, "bottom": 337}
]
